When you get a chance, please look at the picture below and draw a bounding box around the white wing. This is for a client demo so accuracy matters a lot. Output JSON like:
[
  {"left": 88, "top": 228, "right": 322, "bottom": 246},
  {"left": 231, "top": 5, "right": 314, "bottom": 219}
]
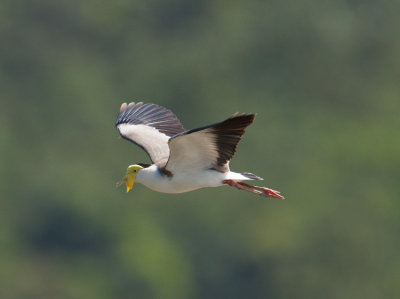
[
  {"left": 165, "top": 114, "right": 255, "bottom": 173},
  {"left": 116, "top": 102, "right": 185, "bottom": 165}
]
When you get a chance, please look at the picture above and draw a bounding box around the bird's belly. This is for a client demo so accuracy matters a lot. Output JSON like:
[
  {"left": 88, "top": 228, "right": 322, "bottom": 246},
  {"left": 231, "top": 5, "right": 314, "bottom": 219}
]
[{"left": 139, "top": 170, "right": 226, "bottom": 194}]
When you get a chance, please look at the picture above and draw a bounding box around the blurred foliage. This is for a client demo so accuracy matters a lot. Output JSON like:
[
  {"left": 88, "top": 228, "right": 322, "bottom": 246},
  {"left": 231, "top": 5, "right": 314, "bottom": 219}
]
[{"left": 1, "top": 0, "right": 400, "bottom": 298}]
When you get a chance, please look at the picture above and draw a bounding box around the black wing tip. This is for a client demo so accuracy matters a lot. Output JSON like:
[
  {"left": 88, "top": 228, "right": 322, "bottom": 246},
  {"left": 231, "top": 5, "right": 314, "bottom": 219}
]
[
  {"left": 115, "top": 101, "right": 185, "bottom": 136},
  {"left": 227, "top": 113, "right": 256, "bottom": 125},
  {"left": 211, "top": 113, "right": 256, "bottom": 167},
  {"left": 169, "top": 112, "right": 256, "bottom": 140},
  {"left": 216, "top": 113, "right": 256, "bottom": 133},
  {"left": 116, "top": 101, "right": 149, "bottom": 126}
]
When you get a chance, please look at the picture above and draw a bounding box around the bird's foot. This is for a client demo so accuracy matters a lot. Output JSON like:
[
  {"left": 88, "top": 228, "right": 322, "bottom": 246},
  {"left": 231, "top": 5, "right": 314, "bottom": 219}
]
[
  {"left": 223, "top": 180, "right": 284, "bottom": 199},
  {"left": 250, "top": 185, "right": 284, "bottom": 199}
]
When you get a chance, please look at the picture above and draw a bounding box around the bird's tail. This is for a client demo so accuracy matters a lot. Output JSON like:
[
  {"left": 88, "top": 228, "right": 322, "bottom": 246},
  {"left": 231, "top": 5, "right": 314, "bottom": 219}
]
[
  {"left": 241, "top": 172, "right": 263, "bottom": 180},
  {"left": 223, "top": 179, "right": 284, "bottom": 199}
]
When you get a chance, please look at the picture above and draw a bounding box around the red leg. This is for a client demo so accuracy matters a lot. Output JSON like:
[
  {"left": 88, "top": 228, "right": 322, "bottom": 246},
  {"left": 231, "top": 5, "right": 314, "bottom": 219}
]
[{"left": 223, "top": 180, "right": 284, "bottom": 199}]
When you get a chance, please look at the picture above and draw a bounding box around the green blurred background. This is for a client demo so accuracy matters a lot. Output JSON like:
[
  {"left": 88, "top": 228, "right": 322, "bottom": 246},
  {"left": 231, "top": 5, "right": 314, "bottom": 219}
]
[{"left": 1, "top": 0, "right": 399, "bottom": 298}]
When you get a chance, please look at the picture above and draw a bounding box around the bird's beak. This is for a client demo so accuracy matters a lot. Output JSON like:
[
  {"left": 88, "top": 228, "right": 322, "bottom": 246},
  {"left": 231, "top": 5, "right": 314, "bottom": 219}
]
[{"left": 116, "top": 173, "right": 135, "bottom": 192}]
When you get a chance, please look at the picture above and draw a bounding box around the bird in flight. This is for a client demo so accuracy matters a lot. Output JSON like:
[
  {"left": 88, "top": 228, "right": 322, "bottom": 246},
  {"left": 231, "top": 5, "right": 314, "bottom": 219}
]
[{"left": 116, "top": 102, "right": 284, "bottom": 199}]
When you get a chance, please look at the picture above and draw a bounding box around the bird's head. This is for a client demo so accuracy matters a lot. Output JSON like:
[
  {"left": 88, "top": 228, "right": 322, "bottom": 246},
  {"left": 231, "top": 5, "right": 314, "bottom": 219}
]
[{"left": 116, "top": 164, "right": 144, "bottom": 192}]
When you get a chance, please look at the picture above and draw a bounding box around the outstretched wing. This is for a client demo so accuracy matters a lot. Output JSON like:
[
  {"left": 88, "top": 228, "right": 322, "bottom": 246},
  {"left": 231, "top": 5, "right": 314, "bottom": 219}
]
[
  {"left": 116, "top": 102, "right": 185, "bottom": 165},
  {"left": 165, "top": 113, "right": 255, "bottom": 173}
]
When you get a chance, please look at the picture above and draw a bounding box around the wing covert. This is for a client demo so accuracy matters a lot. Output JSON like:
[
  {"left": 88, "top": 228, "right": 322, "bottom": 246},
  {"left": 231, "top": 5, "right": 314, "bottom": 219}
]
[{"left": 165, "top": 114, "right": 255, "bottom": 173}]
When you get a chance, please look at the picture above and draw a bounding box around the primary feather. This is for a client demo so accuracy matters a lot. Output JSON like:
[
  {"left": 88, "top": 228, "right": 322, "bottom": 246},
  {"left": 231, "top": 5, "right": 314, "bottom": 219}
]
[{"left": 116, "top": 102, "right": 185, "bottom": 165}]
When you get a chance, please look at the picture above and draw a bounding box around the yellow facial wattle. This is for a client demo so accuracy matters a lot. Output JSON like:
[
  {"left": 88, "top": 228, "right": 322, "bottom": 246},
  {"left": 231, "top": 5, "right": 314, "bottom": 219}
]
[
  {"left": 116, "top": 164, "right": 143, "bottom": 193},
  {"left": 116, "top": 174, "right": 135, "bottom": 193},
  {"left": 125, "top": 174, "right": 135, "bottom": 192}
]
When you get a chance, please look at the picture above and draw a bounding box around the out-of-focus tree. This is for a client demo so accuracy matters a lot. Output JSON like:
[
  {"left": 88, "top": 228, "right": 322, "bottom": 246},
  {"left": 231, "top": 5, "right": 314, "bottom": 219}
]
[{"left": 1, "top": 0, "right": 399, "bottom": 298}]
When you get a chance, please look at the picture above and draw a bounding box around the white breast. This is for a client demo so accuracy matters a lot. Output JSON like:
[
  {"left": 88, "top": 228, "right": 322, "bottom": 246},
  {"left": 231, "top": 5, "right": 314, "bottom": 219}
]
[{"left": 136, "top": 165, "right": 228, "bottom": 194}]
